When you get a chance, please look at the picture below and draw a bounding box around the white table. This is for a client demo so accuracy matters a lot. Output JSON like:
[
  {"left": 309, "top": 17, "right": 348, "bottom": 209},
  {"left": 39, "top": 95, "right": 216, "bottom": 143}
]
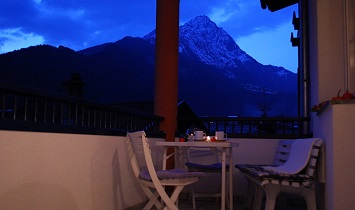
[{"left": 155, "top": 140, "right": 237, "bottom": 210}]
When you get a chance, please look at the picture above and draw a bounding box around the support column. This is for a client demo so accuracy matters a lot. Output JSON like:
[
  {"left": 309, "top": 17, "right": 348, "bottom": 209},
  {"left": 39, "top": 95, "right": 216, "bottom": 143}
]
[{"left": 154, "top": 0, "right": 180, "bottom": 143}]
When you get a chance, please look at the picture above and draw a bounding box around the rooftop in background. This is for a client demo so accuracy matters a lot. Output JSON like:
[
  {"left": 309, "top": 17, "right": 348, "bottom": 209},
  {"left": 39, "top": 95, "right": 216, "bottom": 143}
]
[{"left": 112, "top": 100, "right": 198, "bottom": 117}]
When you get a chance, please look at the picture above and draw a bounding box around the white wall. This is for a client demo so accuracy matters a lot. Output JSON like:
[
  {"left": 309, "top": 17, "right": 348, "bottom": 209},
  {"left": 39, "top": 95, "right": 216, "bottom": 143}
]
[
  {"left": 309, "top": 0, "right": 347, "bottom": 106},
  {"left": 0, "top": 130, "right": 279, "bottom": 210},
  {"left": 309, "top": 0, "right": 355, "bottom": 209},
  {"left": 314, "top": 104, "right": 355, "bottom": 210},
  {"left": 0, "top": 131, "right": 164, "bottom": 210}
]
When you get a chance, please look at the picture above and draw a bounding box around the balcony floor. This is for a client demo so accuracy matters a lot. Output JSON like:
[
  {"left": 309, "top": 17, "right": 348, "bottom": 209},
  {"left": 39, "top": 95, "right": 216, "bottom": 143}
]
[
  {"left": 162, "top": 193, "right": 307, "bottom": 210},
  {"left": 179, "top": 196, "right": 307, "bottom": 210}
]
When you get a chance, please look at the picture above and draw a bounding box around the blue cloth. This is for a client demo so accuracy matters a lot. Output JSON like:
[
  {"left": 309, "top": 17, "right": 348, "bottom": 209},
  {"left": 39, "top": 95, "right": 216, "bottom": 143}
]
[
  {"left": 235, "top": 164, "right": 313, "bottom": 181},
  {"left": 185, "top": 162, "right": 230, "bottom": 172},
  {"left": 139, "top": 168, "right": 205, "bottom": 181}
]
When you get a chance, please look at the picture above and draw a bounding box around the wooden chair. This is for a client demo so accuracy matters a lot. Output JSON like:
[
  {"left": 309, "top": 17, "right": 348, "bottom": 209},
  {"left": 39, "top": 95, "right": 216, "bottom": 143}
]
[
  {"left": 185, "top": 147, "right": 230, "bottom": 209},
  {"left": 126, "top": 131, "right": 205, "bottom": 210},
  {"left": 235, "top": 138, "right": 323, "bottom": 210}
]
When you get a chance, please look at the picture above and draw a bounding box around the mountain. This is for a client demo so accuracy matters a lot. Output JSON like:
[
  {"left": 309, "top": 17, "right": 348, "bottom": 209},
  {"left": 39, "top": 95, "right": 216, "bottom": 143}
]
[
  {"left": 144, "top": 16, "right": 296, "bottom": 93},
  {"left": 0, "top": 16, "right": 297, "bottom": 117},
  {"left": 144, "top": 16, "right": 297, "bottom": 116}
]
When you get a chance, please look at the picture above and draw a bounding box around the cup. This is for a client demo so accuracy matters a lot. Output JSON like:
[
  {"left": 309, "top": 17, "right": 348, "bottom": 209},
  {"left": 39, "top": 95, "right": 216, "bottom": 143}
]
[
  {"left": 215, "top": 131, "right": 227, "bottom": 140},
  {"left": 194, "top": 131, "right": 206, "bottom": 140}
]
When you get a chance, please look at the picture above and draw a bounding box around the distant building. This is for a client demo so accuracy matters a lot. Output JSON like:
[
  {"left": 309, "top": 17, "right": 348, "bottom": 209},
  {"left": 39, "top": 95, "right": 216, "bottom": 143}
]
[
  {"left": 112, "top": 100, "right": 207, "bottom": 134},
  {"left": 62, "top": 73, "right": 86, "bottom": 97}
]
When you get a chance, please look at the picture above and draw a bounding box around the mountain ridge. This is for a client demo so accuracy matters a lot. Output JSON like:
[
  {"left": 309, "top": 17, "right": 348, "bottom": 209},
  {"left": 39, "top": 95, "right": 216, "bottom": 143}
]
[
  {"left": 0, "top": 16, "right": 297, "bottom": 117},
  {"left": 144, "top": 15, "right": 296, "bottom": 94}
]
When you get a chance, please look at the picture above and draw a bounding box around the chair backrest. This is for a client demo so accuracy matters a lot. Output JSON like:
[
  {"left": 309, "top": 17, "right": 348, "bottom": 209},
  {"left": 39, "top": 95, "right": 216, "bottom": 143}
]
[
  {"left": 272, "top": 140, "right": 293, "bottom": 166},
  {"left": 126, "top": 131, "right": 147, "bottom": 179},
  {"left": 304, "top": 138, "right": 323, "bottom": 178},
  {"left": 127, "top": 131, "right": 181, "bottom": 210},
  {"left": 272, "top": 138, "right": 323, "bottom": 178},
  {"left": 186, "top": 147, "right": 220, "bottom": 165},
  {"left": 127, "top": 130, "right": 163, "bottom": 180}
]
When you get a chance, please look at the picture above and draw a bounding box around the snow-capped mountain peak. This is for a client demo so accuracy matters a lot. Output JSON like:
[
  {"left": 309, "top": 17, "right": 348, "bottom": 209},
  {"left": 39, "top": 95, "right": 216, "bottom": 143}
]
[
  {"left": 143, "top": 15, "right": 296, "bottom": 97},
  {"left": 144, "top": 15, "right": 252, "bottom": 70}
]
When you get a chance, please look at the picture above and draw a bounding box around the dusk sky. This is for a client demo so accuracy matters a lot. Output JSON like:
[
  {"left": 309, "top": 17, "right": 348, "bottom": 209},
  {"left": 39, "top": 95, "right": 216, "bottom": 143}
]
[{"left": 0, "top": 0, "right": 298, "bottom": 72}]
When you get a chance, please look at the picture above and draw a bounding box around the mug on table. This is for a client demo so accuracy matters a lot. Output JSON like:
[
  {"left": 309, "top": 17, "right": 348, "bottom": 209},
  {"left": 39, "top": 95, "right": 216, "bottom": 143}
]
[
  {"left": 215, "top": 131, "right": 227, "bottom": 140},
  {"left": 194, "top": 131, "right": 206, "bottom": 140}
]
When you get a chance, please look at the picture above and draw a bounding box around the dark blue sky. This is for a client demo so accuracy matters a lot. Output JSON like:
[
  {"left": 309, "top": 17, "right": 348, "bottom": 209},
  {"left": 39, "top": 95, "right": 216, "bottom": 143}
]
[{"left": 0, "top": 0, "right": 298, "bottom": 72}]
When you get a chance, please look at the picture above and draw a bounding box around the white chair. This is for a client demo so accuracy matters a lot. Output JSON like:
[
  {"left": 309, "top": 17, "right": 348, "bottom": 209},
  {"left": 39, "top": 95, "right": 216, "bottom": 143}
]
[
  {"left": 126, "top": 131, "right": 205, "bottom": 210},
  {"left": 185, "top": 147, "right": 230, "bottom": 209},
  {"left": 236, "top": 138, "right": 323, "bottom": 210}
]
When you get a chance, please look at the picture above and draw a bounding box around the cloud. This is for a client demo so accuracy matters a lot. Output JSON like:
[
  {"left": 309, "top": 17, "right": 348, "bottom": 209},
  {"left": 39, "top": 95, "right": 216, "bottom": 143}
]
[
  {"left": 217, "top": 2, "right": 297, "bottom": 38},
  {"left": 209, "top": 7, "right": 236, "bottom": 24},
  {"left": 208, "top": 0, "right": 248, "bottom": 24},
  {"left": 0, "top": 0, "right": 157, "bottom": 52},
  {"left": 236, "top": 22, "right": 298, "bottom": 72},
  {"left": 0, "top": 28, "right": 44, "bottom": 54}
]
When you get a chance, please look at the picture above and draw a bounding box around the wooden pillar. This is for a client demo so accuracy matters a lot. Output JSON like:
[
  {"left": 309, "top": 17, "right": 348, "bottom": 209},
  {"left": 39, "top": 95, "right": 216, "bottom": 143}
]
[
  {"left": 154, "top": 0, "right": 180, "bottom": 142},
  {"left": 155, "top": 0, "right": 180, "bottom": 169}
]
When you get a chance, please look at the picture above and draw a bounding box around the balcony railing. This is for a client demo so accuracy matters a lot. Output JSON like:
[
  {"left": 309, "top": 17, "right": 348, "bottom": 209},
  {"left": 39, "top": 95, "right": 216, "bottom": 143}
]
[
  {"left": 0, "top": 81, "right": 163, "bottom": 136},
  {"left": 0, "top": 81, "right": 312, "bottom": 138},
  {"left": 177, "top": 116, "right": 312, "bottom": 139}
]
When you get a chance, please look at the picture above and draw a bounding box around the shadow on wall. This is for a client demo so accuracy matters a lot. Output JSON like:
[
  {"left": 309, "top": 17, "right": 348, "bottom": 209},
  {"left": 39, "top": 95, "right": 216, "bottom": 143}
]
[
  {"left": 0, "top": 183, "right": 78, "bottom": 210},
  {"left": 112, "top": 149, "right": 124, "bottom": 210},
  {"left": 91, "top": 148, "right": 124, "bottom": 210}
]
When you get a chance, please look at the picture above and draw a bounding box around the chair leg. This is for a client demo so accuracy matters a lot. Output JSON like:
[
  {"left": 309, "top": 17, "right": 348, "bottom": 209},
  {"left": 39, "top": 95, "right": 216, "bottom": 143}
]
[
  {"left": 160, "top": 186, "right": 184, "bottom": 210},
  {"left": 244, "top": 179, "right": 254, "bottom": 210},
  {"left": 141, "top": 187, "right": 162, "bottom": 210},
  {"left": 253, "top": 184, "right": 264, "bottom": 210},
  {"left": 143, "top": 191, "right": 161, "bottom": 210},
  {"left": 191, "top": 187, "right": 197, "bottom": 209},
  {"left": 302, "top": 189, "right": 317, "bottom": 210},
  {"left": 263, "top": 185, "right": 280, "bottom": 210}
]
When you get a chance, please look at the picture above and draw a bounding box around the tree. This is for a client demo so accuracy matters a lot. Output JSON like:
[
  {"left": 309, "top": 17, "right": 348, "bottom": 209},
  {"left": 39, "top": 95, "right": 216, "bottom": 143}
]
[{"left": 256, "top": 88, "right": 272, "bottom": 117}]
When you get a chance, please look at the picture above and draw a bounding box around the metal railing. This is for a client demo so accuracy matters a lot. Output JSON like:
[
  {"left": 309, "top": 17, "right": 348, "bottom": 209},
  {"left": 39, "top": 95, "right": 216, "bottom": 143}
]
[
  {"left": 177, "top": 116, "right": 312, "bottom": 139},
  {"left": 0, "top": 81, "right": 163, "bottom": 136},
  {"left": 0, "top": 81, "right": 312, "bottom": 138}
]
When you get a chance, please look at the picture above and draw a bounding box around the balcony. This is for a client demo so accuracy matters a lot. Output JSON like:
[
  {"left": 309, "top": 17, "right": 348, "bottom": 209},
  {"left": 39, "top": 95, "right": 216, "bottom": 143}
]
[{"left": 0, "top": 81, "right": 315, "bottom": 209}]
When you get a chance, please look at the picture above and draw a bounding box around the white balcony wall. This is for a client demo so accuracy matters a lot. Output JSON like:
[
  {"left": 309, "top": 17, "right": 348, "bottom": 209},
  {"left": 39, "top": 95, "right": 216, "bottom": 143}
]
[
  {"left": 309, "top": 0, "right": 355, "bottom": 209},
  {"left": 314, "top": 103, "right": 355, "bottom": 210},
  {"left": 0, "top": 130, "right": 279, "bottom": 210},
  {"left": 0, "top": 131, "right": 165, "bottom": 210}
]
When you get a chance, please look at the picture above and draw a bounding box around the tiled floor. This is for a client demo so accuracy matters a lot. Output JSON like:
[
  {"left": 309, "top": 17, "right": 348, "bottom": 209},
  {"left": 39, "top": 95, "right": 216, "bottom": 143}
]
[
  {"left": 177, "top": 193, "right": 308, "bottom": 210},
  {"left": 174, "top": 194, "right": 307, "bottom": 210},
  {"left": 178, "top": 198, "right": 242, "bottom": 210},
  {"left": 128, "top": 193, "right": 308, "bottom": 210}
]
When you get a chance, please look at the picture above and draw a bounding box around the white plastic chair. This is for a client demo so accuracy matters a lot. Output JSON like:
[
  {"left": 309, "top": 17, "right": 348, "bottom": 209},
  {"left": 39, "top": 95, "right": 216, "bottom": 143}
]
[
  {"left": 185, "top": 147, "right": 230, "bottom": 209},
  {"left": 126, "top": 131, "right": 205, "bottom": 210},
  {"left": 236, "top": 138, "right": 323, "bottom": 210}
]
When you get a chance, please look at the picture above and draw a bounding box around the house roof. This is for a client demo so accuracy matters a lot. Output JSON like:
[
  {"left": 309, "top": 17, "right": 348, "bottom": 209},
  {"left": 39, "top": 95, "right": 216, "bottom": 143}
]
[{"left": 112, "top": 100, "right": 197, "bottom": 117}]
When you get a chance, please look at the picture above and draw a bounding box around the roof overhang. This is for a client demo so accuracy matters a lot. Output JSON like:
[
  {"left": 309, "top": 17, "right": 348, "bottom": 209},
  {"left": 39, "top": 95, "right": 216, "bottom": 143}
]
[{"left": 260, "top": 0, "right": 298, "bottom": 12}]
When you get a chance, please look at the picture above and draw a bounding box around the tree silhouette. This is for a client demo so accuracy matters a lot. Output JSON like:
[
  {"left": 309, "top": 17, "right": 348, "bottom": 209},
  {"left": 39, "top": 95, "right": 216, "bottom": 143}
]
[
  {"left": 256, "top": 88, "right": 275, "bottom": 134},
  {"left": 256, "top": 88, "right": 272, "bottom": 117}
]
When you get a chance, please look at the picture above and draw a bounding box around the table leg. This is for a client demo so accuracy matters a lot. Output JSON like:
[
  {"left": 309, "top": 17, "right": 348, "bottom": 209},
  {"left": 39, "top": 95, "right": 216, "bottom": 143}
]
[
  {"left": 221, "top": 148, "right": 226, "bottom": 210},
  {"left": 229, "top": 147, "right": 233, "bottom": 210},
  {"left": 162, "top": 147, "right": 168, "bottom": 170}
]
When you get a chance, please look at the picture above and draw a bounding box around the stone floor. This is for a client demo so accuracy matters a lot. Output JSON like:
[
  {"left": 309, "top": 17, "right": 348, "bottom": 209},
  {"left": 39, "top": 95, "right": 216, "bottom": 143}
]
[
  {"left": 127, "top": 193, "right": 308, "bottom": 210},
  {"left": 177, "top": 193, "right": 308, "bottom": 210}
]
